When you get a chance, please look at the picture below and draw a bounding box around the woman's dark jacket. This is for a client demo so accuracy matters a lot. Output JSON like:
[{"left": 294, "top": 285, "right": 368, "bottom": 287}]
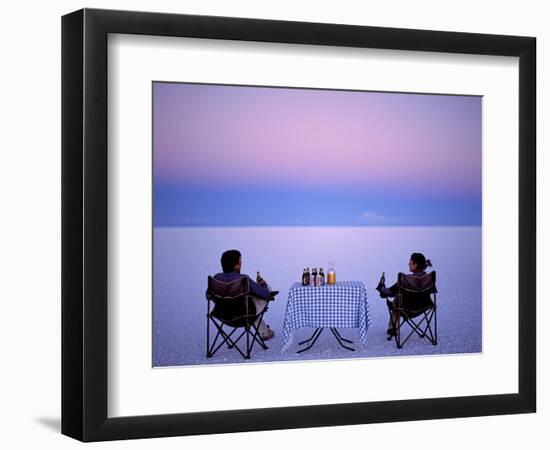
[{"left": 377, "top": 270, "right": 435, "bottom": 316}]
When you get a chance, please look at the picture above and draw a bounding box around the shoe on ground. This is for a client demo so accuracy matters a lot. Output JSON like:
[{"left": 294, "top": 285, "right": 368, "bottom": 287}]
[{"left": 261, "top": 329, "right": 275, "bottom": 341}]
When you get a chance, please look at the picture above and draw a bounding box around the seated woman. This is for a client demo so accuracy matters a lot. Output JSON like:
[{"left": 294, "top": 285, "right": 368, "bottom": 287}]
[{"left": 376, "top": 252, "right": 434, "bottom": 339}]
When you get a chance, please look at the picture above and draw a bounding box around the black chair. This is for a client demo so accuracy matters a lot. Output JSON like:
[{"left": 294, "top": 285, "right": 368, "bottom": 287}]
[
  {"left": 385, "top": 271, "right": 437, "bottom": 349},
  {"left": 205, "top": 276, "right": 276, "bottom": 359}
]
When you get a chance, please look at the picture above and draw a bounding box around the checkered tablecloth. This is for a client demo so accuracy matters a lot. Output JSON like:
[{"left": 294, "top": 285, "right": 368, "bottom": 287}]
[{"left": 282, "top": 281, "right": 371, "bottom": 352}]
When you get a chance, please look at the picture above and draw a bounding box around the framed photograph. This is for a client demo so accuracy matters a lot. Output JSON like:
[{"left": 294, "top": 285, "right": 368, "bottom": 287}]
[{"left": 62, "top": 8, "right": 536, "bottom": 442}]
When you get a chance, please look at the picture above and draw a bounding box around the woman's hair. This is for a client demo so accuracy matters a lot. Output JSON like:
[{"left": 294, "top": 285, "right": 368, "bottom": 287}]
[
  {"left": 221, "top": 249, "right": 241, "bottom": 273},
  {"left": 410, "top": 252, "right": 432, "bottom": 271}
]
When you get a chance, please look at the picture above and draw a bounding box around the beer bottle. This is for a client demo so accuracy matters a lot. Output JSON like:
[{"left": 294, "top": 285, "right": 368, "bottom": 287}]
[
  {"left": 302, "top": 268, "right": 308, "bottom": 286},
  {"left": 256, "top": 271, "right": 262, "bottom": 284},
  {"left": 319, "top": 268, "right": 325, "bottom": 285},
  {"left": 306, "top": 267, "right": 310, "bottom": 286},
  {"left": 312, "top": 268, "right": 318, "bottom": 286}
]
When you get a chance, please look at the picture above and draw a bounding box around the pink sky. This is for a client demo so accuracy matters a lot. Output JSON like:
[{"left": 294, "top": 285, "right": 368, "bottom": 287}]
[{"left": 153, "top": 82, "right": 481, "bottom": 198}]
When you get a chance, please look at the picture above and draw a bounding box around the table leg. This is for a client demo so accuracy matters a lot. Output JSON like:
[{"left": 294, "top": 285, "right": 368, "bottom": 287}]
[
  {"left": 330, "top": 328, "right": 355, "bottom": 351},
  {"left": 331, "top": 328, "right": 354, "bottom": 344},
  {"left": 297, "top": 328, "right": 324, "bottom": 353}
]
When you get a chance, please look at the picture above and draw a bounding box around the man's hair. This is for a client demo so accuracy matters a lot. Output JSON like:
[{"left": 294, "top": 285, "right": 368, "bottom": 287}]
[{"left": 221, "top": 249, "right": 241, "bottom": 273}]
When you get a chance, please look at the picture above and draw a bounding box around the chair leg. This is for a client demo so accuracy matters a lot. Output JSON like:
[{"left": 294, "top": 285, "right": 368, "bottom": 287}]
[
  {"left": 207, "top": 326, "right": 219, "bottom": 358},
  {"left": 206, "top": 322, "right": 222, "bottom": 358},
  {"left": 434, "top": 305, "right": 438, "bottom": 345},
  {"left": 425, "top": 314, "right": 435, "bottom": 343},
  {"left": 245, "top": 324, "right": 251, "bottom": 359},
  {"left": 246, "top": 311, "right": 270, "bottom": 355},
  {"left": 250, "top": 323, "right": 268, "bottom": 350},
  {"left": 415, "top": 309, "right": 437, "bottom": 345},
  {"left": 420, "top": 312, "right": 429, "bottom": 338},
  {"left": 253, "top": 310, "right": 269, "bottom": 350},
  {"left": 396, "top": 321, "right": 402, "bottom": 349},
  {"left": 207, "top": 312, "right": 272, "bottom": 360},
  {"left": 428, "top": 308, "right": 437, "bottom": 345},
  {"left": 394, "top": 307, "right": 438, "bottom": 349},
  {"left": 208, "top": 320, "right": 249, "bottom": 359},
  {"left": 206, "top": 302, "right": 211, "bottom": 357},
  {"left": 207, "top": 317, "right": 223, "bottom": 358},
  {"left": 399, "top": 318, "right": 419, "bottom": 348}
]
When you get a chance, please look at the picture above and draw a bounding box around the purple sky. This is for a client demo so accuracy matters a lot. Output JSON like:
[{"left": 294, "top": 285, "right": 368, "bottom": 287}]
[{"left": 153, "top": 82, "right": 482, "bottom": 227}]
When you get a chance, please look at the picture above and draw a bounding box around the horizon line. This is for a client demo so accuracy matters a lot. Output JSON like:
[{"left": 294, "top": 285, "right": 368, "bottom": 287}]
[{"left": 154, "top": 224, "right": 482, "bottom": 229}]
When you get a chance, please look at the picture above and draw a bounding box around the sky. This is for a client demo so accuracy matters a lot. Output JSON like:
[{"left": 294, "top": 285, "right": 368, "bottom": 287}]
[{"left": 153, "top": 82, "right": 482, "bottom": 227}]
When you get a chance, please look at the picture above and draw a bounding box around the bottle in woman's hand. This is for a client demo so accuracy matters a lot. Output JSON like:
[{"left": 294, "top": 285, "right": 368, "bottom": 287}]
[{"left": 376, "top": 272, "right": 385, "bottom": 291}]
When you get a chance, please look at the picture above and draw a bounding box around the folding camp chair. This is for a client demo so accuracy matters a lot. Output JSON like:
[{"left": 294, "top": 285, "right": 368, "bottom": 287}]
[
  {"left": 205, "top": 275, "right": 276, "bottom": 359},
  {"left": 385, "top": 271, "right": 437, "bottom": 349}
]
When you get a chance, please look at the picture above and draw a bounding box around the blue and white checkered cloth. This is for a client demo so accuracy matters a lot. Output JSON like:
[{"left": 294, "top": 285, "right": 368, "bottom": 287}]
[{"left": 282, "top": 281, "right": 371, "bottom": 352}]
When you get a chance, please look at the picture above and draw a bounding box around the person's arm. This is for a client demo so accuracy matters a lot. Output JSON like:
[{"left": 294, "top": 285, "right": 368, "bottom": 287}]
[
  {"left": 377, "top": 282, "right": 397, "bottom": 298},
  {"left": 247, "top": 276, "right": 270, "bottom": 299}
]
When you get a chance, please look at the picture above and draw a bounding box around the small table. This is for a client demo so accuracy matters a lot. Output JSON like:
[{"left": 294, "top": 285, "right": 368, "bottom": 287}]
[{"left": 282, "top": 281, "right": 371, "bottom": 353}]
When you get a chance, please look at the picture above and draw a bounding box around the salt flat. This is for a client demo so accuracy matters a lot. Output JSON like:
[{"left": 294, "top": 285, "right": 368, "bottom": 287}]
[{"left": 153, "top": 226, "right": 482, "bottom": 366}]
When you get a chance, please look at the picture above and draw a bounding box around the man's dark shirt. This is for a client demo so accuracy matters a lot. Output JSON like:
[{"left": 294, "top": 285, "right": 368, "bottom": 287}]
[{"left": 214, "top": 270, "right": 270, "bottom": 300}]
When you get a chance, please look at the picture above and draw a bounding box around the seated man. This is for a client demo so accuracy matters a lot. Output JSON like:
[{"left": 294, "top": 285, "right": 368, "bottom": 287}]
[{"left": 214, "top": 249, "right": 275, "bottom": 341}]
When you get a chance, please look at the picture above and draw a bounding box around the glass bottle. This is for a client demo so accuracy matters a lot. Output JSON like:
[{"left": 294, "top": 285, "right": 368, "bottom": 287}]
[{"left": 327, "top": 262, "right": 336, "bottom": 285}]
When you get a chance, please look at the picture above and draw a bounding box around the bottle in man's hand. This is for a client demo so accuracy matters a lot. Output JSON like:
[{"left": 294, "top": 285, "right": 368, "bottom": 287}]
[{"left": 257, "top": 271, "right": 267, "bottom": 288}]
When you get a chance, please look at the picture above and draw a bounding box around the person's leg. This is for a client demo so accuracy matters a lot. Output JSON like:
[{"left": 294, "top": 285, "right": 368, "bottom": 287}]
[
  {"left": 391, "top": 310, "right": 399, "bottom": 329},
  {"left": 386, "top": 300, "right": 398, "bottom": 336},
  {"left": 251, "top": 298, "right": 271, "bottom": 337}
]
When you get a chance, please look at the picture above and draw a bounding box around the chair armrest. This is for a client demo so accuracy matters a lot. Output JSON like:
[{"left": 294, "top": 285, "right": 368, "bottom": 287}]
[{"left": 267, "top": 290, "right": 279, "bottom": 300}]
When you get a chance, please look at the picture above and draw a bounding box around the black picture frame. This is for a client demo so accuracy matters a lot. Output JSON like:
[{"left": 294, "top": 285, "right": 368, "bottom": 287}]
[{"left": 61, "top": 8, "right": 536, "bottom": 442}]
